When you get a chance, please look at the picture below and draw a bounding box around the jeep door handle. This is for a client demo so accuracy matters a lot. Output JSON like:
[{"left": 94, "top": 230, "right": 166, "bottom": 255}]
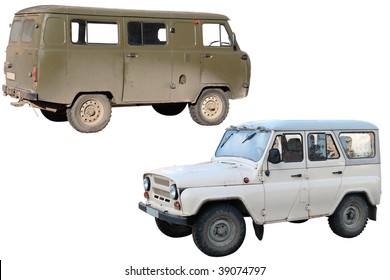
[
  {"left": 332, "top": 171, "right": 343, "bottom": 175},
  {"left": 127, "top": 53, "right": 138, "bottom": 58},
  {"left": 291, "top": 174, "right": 302, "bottom": 178}
]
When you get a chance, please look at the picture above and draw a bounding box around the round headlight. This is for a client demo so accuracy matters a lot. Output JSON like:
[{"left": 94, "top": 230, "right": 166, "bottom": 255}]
[
  {"left": 169, "top": 184, "right": 178, "bottom": 200},
  {"left": 143, "top": 177, "right": 151, "bottom": 191}
]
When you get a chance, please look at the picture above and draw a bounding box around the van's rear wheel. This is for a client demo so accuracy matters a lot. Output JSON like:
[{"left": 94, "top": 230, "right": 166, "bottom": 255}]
[
  {"left": 41, "top": 109, "right": 68, "bottom": 122},
  {"left": 328, "top": 195, "right": 368, "bottom": 238},
  {"left": 152, "top": 103, "right": 187, "bottom": 116},
  {"left": 67, "top": 94, "right": 111, "bottom": 133},
  {"left": 189, "top": 89, "right": 229, "bottom": 126}
]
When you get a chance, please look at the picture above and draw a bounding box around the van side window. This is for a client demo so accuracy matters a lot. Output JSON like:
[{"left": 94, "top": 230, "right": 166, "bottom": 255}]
[
  {"left": 10, "top": 20, "right": 22, "bottom": 42},
  {"left": 21, "top": 20, "right": 35, "bottom": 43},
  {"left": 202, "top": 23, "right": 231, "bottom": 47},
  {"left": 71, "top": 20, "right": 118, "bottom": 44},
  {"left": 273, "top": 134, "right": 303, "bottom": 163},
  {"left": 128, "top": 22, "right": 167, "bottom": 45},
  {"left": 339, "top": 132, "right": 375, "bottom": 159}
]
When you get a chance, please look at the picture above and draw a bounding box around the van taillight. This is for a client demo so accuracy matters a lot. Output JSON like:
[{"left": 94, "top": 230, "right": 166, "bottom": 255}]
[{"left": 32, "top": 66, "right": 37, "bottom": 82}]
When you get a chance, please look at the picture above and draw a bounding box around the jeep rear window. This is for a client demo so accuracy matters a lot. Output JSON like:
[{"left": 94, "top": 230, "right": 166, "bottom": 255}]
[
  {"left": 71, "top": 20, "right": 119, "bottom": 44},
  {"left": 339, "top": 132, "right": 375, "bottom": 159},
  {"left": 128, "top": 22, "right": 167, "bottom": 45},
  {"left": 10, "top": 20, "right": 22, "bottom": 42}
]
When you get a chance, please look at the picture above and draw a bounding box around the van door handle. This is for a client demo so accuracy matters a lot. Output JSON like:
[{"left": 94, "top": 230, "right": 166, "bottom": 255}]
[
  {"left": 127, "top": 53, "right": 138, "bottom": 58},
  {"left": 202, "top": 53, "right": 212, "bottom": 59},
  {"left": 332, "top": 171, "right": 343, "bottom": 175},
  {"left": 291, "top": 174, "right": 302, "bottom": 178}
]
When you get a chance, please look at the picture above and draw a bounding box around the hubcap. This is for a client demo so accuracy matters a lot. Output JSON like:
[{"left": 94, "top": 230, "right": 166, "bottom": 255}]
[
  {"left": 80, "top": 100, "right": 103, "bottom": 125},
  {"left": 201, "top": 96, "right": 222, "bottom": 119},
  {"left": 208, "top": 218, "right": 235, "bottom": 246}
]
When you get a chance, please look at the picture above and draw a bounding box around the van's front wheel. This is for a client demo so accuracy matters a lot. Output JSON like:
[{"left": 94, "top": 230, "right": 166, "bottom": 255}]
[
  {"left": 67, "top": 94, "right": 111, "bottom": 133},
  {"left": 189, "top": 89, "right": 229, "bottom": 126}
]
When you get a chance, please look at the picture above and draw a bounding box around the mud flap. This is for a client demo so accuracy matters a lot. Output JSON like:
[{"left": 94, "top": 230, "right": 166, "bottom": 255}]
[{"left": 253, "top": 221, "right": 264, "bottom": 241}]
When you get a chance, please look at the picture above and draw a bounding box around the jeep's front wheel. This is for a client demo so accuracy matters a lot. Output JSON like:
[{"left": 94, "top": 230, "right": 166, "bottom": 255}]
[
  {"left": 67, "top": 94, "right": 111, "bottom": 133},
  {"left": 155, "top": 218, "right": 192, "bottom": 238},
  {"left": 328, "top": 195, "right": 368, "bottom": 238},
  {"left": 189, "top": 89, "right": 229, "bottom": 126},
  {"left": 192, "top": 204, "right": 245, "bottom": 257}
]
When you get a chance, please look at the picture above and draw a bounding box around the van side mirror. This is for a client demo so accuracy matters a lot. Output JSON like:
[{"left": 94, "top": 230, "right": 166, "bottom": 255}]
[
  {"left": 268, "top": 148, "right": 281, "bottom": 164},
  {"left": 231, "top": 33, "right": 237, "bottom": 51}
]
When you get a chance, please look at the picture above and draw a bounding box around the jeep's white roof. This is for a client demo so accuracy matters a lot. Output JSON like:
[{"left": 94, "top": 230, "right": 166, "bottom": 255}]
[{"left": 228, "top": 120, "right": 378, "bottom": 132}]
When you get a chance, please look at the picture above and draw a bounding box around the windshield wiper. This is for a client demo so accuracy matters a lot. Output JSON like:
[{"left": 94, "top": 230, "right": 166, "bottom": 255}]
[
  {"left": 220, "top": 132, "right": 235, "bottom": 148},
  {"left": 242, "top": 132, "right": 257, "bottom": 144}
]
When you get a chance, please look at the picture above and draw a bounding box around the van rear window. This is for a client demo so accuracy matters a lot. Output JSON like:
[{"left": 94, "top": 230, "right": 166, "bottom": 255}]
[
  {"left": 21, "top": 20, "right": 35, "bottom": 42},
  {"left": 10, "top": 20, "right": 22, "bottom": 42}
]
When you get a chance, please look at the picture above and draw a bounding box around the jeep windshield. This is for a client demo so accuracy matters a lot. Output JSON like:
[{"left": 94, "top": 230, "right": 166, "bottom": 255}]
[{"left": 215, "top": 129, "right": 271, "bottom": 162}]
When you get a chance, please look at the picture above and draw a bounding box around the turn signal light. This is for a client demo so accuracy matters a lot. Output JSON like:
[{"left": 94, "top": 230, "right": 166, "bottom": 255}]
[
  {"left": 144, "top": 191, "right": 149, "bottom": 199},
  {"left": 174, "top": 201, "right": 181, "bottom": 210}
]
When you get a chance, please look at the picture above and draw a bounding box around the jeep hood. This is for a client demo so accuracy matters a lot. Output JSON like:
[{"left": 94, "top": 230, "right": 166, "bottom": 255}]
[{"left": 147, "top": 160, "right": 256, "bottom": 188}]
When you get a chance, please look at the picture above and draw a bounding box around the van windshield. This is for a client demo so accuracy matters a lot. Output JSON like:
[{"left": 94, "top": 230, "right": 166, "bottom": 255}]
[{"left": 215, "top": 130, "right": 271, "bottom": 162}]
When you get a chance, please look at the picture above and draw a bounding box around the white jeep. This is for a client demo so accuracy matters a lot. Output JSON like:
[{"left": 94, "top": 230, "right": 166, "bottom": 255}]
[{"left": 139, "top": 120, "right": 381, "bottom": 257}]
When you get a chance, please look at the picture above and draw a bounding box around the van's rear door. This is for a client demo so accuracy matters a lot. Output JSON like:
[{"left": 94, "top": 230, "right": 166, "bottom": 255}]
[{"left": 5, "top": 15, "right": 41, "bottom": 98}]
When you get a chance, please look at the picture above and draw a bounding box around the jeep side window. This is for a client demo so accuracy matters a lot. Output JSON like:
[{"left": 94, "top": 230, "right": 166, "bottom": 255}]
[
  {"left": 71, "top": 20, "right": 118, "bottom": 44},
  {"left": 273, "top": 134, "right": 303, "bottom": 163},
  {"left": 326, "top": 134, "right": 340, "bottom": 159},
  {"left": 10, "top": 20, "right": 22, "bottom": 42},
  {"left": 128, "top": 22, "right": 167, "bottom": 45},
  {"left": 339, "top": 132, "right": 375, "bottom": 159},
  {"left": 202, "top": 23, "right": 231, "bottom": 47}
]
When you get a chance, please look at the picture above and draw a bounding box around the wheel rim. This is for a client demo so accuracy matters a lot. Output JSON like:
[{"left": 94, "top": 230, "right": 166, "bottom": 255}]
[
  {"left": 201, "top": 95, "right": 222, "bottom": 120},
  {"left": 80, "top": 99, "right": 104, "bottom": 125},
  {"left": 208, "top": 218, "right": 236, "bottom": 247},
  {"left": 342, "top": 204, "right": 361, "bottom": 228}
]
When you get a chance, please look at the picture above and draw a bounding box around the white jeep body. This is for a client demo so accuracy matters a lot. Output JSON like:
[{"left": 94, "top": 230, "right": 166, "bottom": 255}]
[{"left": 139, "top": 120, "right": 381, "bottom": 257}]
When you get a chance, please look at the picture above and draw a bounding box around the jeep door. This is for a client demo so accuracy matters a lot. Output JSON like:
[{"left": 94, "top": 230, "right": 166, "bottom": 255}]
[
  {"left": 263, "top": 133, "right": 309, "bottom": 222},
  {"left": 305, "top": 132, "right": 344, "bottom": 217},
  {"left": 123, "top": 20, "right": 172, "bottom": 103}
]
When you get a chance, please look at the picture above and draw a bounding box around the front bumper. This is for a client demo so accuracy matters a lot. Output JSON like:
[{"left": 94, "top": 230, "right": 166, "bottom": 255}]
[{"left": 138, "top": 202, "right": 189, "bottom": 225}]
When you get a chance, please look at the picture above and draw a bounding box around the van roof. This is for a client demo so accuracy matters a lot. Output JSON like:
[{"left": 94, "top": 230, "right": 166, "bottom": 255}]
[
  {"left": 15, "top": 5, "right": 229, "bottom": 20},
  {"left": 229, "top": 120, "right": 378, "bottom": 131}
]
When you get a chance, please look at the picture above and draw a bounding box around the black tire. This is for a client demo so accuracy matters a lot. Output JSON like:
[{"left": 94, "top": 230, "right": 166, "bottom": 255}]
[
  {"left": 192, "top": 204, "right": 246, "bottom": 257},
  {"left": 152, "top": 103, "right": 187, "bottom": 116},
  {"left": 41, "top": 109, "right": 68, "bottom": 122},
  {"left": 328, "top": 195, "right": 368, "bottom": 238},
  {"left": 189, "top": 89, "right": 229, "bottom": 126},
  {"left": 67, "top": 94, "right": 111, "bottom": 133},
  {"left": 155, "top": 218, "right": 192, "bottom": 238}
]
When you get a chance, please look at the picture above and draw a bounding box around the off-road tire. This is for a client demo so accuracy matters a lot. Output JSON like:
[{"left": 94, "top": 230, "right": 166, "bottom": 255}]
[
  {"left": 41, "top": 109, "right": 68, "bottom": 122},
  {"left": 155, "top": 218, "right": 192, "bottom": 238},
  {"left": 189, "top": 89, "right": 229, "bottom": 126},
  {"left": 152, "top": 103, "right": 187, "bottom": 116},
  {"left": 67, "top": 94, "right": 111, "bottom": 133},
  {"left": 192, "top": 204, "right": 245, "bottom": 257},
  {"left": 328, "top": 195, "right": 368, "bottom": 238}
]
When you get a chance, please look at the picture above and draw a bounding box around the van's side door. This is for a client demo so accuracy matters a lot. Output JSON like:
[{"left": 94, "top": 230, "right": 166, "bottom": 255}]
[
  {"left": 306, "top": 132, "right": 345, "bottom": 216},
  {"left": 123, "top": 19, "right": 172, "bottom": 103},
  {"left": 170, "top": 21, "right": 201, "bottom": 102},
  {"left": 263, "top": 133, "right": 309, "bottom": 222}
]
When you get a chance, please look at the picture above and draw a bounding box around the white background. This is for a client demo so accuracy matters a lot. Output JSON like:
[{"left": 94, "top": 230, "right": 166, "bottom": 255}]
[{"left": 0, "top": 0, "right": 389, "bottom": 279}]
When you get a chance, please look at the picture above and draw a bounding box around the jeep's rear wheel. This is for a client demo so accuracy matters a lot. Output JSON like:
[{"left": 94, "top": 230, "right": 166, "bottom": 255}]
[
  {"left": 67, "top": 94, "right": 111, "bottom": 133},
  {"left": 328, "top": 195, "right": 368, "bottom": 238},
  {"left": 189, "top": 89, "right": 229, "bottom": 126},
  {"left": 155, "top": 218, "right": 192, "bottom": 238},
  {"left": 41, "top": 109, "right": 68, "bottom": 122},
  {"left": 192, "top": 204, "right": 245, "bottom": 257},
  {"left": 152, "top": 103, "right": 187, "bottom": 116}
]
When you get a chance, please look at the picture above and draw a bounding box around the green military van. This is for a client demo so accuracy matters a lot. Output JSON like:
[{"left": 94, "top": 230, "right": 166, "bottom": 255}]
[{"left": 2, "top": 5, "right": 251, "bottom": 133}]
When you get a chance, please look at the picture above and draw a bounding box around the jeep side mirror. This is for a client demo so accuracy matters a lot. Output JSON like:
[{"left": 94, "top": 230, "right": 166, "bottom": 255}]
[{"left": 268, "top": 148, "right": 281, "bottom": 164}]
